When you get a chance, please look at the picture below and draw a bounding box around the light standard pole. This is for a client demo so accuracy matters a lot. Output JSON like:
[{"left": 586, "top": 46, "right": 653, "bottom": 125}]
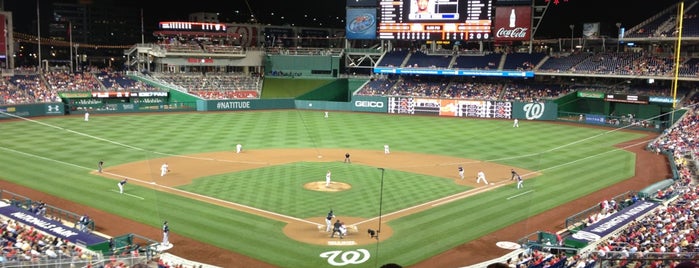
[
  {"left": 569, "top": 24, "right": 575, "bottom": 52},
  {"left": 375, "top": 167, "right": 386, "bottom": 268},
  {"left": 616, "top": 22, "right": 622, "bottom": 52}
]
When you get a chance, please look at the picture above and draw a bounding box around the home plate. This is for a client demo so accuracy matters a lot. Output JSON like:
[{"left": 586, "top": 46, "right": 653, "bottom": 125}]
[
  {"left": 496, "top": 241, "right": 520, "bottom": 250},
  {"left": 157, "top": 243, "right": 174, "bottom": 251}
]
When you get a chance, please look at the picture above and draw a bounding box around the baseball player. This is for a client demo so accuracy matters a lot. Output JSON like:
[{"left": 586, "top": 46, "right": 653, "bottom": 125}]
[
  {"left": 325, "top": 170, "right": 332, "bottom": 187},
  {"left": 84, "top": 111, "right": 90, "bottom": 122},
  {"left": 344, "top": 153, "right": 351, "bottom": 163},
  {"left": 384, "top": 144, "right": 390, "bottom": 154},
  {"left": 118, "top": 178, "right": 127, "bottom": 194},
  {"left": 458, "top": 166, "right": 464, "bottom": 180},
  {"left": 511, "top": 169, "right": 520, "bottom": 180},
  {"left": 325, "top": 210, "right": 335, "bottom": 232},
  {"left": 161, "top": 163, "right": 169, "bottom": 177},
  {"left": 236, "top": 143, "right": 242, "bottom": 153},
  {"left": 513, "top": 118, "right": 519, "bottom": 127},
  {"left": 98, "top": 160, "right": 104, "bottom": 173},
  {"left": 162, "top": 221, "right": 170, "bottom": 246},
  {"left": 476, "top": 170, "right": 488, "bottom": 184},
  {"left": 324, "top": 111, "right": 329, "bottom": 118},
  {"left": 516, "top": 174, "right": 524, "bottom": 189}
]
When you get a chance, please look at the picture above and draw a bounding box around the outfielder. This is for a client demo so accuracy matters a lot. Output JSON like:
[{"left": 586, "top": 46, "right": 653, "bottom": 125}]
[
  {"left": 384, "top": 144, "right": 390, "bottom": 154},
  {"left": 161, "top": 163, "right": 169, "bottom": 177}
]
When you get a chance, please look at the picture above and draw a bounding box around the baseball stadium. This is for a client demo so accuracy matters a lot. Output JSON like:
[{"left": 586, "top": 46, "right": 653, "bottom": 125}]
[{"left": 0, "top": 1, "right": 698, "bottom": 268}]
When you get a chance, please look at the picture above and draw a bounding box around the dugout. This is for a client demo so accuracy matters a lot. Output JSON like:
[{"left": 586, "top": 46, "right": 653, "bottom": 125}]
[{"left": 555, "top": 91, "right": 681, "bottom": 130}]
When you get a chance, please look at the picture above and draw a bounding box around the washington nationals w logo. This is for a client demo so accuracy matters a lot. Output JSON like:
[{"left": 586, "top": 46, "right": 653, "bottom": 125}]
[
  {"left": 320, "top": 249, "right": 371, "bottom": 266},
  {"left": 523, "top": 102, "right": 545, "bottom": 120}
]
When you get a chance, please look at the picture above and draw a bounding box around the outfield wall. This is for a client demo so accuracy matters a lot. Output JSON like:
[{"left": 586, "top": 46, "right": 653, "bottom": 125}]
[{"left": 0, "top": 96, "right": 561, "bottom": 123}]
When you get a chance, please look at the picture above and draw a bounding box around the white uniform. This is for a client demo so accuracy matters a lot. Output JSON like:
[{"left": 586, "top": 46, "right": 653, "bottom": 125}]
[
  {"left": 513, "top": 118, "right": 519, "bottom": 127},
  {"left": 162, "top": 222, "right": 170, "bottom": 246},
  {"left": 236, "top": 144, "right": 242, "bottom": 153},
  {"left": 324, "top": 111, "right": 329, "bottom": 118},
  {"left": 118, "top": 179, "right": 127, "bottom": 194},
  {"left": 161, "top": 163, "right": 169, "bottom": 176},
  {"left": 476, "top": 171, "right": 488, "bottom": 184},
  {"left": 458, "top": 166, "right": 464, "bottom": 180},
  {"left": 325, "top": 171, "right": 332, "bottom": 187},
  {"left": 384, "top": 144, "right": 390, "bottom": 154},
  {"left": 84, "top": 112, "right": 90, "bottom": 121},
  {"left": 517, "top": 175, "right": 523, "bottom": 189}
]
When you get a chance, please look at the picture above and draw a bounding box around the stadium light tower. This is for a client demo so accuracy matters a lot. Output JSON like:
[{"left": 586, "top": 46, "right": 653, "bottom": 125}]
[
  {"left": 569, "top": 24, "right": 575, "bottom": 52},
  {"left": 616, "top": 22, "right": 622, "bottom": 52}
]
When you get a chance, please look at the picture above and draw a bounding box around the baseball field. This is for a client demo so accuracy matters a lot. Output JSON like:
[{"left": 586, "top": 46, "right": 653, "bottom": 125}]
[{"left": 0, "top": 110, "right": 660, "bottom": 267}]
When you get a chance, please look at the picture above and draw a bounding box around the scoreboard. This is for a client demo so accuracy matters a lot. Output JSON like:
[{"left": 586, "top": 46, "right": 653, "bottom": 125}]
[{"left": 378, "top": 0, "right": 492, "bottom": 40}]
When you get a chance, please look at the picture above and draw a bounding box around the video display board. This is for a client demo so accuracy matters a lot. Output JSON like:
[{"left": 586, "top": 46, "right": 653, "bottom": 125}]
[
  {"left": 378, "top": 0, "right": 492, "bottom": 40},
  {"left": 346, "top": 8, "right": 378, "bottom": 39}
]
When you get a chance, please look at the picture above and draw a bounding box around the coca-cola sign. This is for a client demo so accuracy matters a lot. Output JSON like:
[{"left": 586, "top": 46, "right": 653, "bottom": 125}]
[
  {"left": 494, "top": 6, "right": 531, "bottom": 41},
  {"left": 495, "top": 27, "right": 529, "bottom": 39}
]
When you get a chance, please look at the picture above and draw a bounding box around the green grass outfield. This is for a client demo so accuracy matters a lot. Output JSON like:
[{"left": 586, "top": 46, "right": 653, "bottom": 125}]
[{"left": 0, "top": 110, "right": 647, "bottom": 267}]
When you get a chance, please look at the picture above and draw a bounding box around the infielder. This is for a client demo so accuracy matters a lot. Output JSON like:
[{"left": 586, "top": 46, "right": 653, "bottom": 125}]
[
  {"left": 161, "top": 163, "right": 169, "bottom": 177},
  {"left": 236, "top": 143, "right": 242, "bottom": 153},
  {"left": 325, "top": 170, "right": 332, "bottom": 187},
  {"left": 516, "top": 174, "right": 524, "bottom": 189},
  {"left": 476, "top": 170, "right": 488, "bottom": 184},
  {"left": 118, "top": 178, "right": 127, "bottom": 194},
  {"left": 98, "top": 161, "right": 104, "bottom": 173},
  {"left": 458, "top": 166, "right": 464, "bottom": 180},
  {"left": 384, "top": 144, "right": 390, "bottom": 154}
]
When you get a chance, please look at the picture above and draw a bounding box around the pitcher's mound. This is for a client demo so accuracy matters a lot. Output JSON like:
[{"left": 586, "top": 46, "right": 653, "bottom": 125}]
[{"left": 304, "top": 181, "right": 351, "bottom": 192}]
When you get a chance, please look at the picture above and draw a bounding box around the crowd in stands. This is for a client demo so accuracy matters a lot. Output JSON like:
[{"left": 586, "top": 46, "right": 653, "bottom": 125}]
[
  {"left": 0, "top": 208, "right": 99, "bottom": 265},
  {"left": 494, "top": 102, "right": 699, "bottom": 268},
  {"left": 357, "top": 75, "right": 575, "bottom": 102},
  {"left": 151, "top": 72, "right": 261, "bottom": 99}
]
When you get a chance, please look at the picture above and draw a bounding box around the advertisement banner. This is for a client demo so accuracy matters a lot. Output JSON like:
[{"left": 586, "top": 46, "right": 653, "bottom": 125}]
[
  {"left": 455, "top": 100, "right": 512, "bottom": 119},
  {"left": 439, "top": 99, "right": 458, "bottom": 117},
  {"left": 577, "top": 91, "right": 605, "bottom": 99},
  {"left": 352, "top": 95, "right": 387, "bottom": 113},
  {"left": 206, "top": 99, "right": 294, "bottom": 111},
  {"left": 585, "top": 114, "right": 606, "bottom": 124},
  {"left": 0, "top": 103, "right": 64, "bottom": 118},
  {"left": 388, "top": 96, "right": 415, "bottom": 114},
  {"left": 0, "top": 202, "right": 105, "bottom": 245},
  {"left": 346, "top": 8, "right": 377, "bottom": 40},
  {"left": 494, "top": 6, "right": 531, "bottom": 42},
  {"left": 566, "top": 201, "right": 658, "bottom": 245}
]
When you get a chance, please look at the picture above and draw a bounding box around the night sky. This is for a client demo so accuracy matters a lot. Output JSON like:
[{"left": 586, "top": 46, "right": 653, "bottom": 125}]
[{"left": 1, "top": 0, "right": 684, "bottom": 40}]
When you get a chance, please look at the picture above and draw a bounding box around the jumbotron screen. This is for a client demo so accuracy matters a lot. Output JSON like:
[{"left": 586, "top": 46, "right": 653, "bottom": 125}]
[{"left": 378, "top": 0, "right": 492, "bottom": 40}]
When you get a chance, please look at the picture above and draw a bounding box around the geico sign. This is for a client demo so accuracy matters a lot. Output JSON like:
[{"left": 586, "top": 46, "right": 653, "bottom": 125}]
[{"left": 355, "top": 101, "right": 384, "bottom": 108}]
